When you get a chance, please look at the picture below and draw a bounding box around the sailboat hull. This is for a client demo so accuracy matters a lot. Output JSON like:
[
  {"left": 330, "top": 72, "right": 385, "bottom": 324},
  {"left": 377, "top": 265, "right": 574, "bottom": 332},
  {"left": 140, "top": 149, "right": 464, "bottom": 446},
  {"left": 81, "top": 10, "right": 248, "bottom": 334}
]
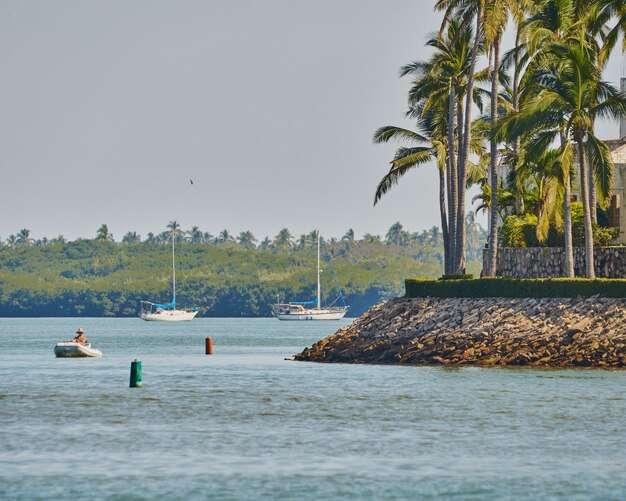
[
  {"left": 275, "top": 308, "right": 348, "bottom": 321},
  {"left": 140, "top": 309, "right": 198, "bottom": 322}
]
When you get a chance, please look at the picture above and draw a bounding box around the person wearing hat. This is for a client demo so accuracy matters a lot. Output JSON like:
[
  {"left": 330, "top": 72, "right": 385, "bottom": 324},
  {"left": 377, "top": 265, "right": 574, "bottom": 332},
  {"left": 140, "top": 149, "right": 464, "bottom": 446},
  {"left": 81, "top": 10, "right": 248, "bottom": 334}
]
[{"left": 72, "top": 328, "right": 87, "bottom": 345}]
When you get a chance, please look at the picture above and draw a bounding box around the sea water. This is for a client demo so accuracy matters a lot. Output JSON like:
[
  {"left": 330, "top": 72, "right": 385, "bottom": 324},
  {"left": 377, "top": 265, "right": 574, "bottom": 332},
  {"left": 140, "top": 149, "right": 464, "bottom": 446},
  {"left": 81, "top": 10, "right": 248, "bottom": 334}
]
[{"left": 1, "top": 317, "right": 625, "bottom": 500}]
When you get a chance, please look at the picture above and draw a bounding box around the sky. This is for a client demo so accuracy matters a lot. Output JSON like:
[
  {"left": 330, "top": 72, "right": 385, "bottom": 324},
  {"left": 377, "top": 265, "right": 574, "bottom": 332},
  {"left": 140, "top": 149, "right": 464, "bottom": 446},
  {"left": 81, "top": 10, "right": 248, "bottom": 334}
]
[{"left": 0, "top": 0, "right": 624, "bottom": 242}]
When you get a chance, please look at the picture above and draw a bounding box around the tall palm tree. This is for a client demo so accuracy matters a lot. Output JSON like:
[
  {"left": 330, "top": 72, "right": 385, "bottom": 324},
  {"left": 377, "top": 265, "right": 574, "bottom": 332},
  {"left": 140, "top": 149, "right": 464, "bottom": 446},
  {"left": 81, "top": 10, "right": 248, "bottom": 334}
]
[
  {"left": 500, "top": 37, "right": 626, "bottom": 277},
  {"left": 166, "top": 220, "right": 184, "bottom": 243},
  {"left": 468, "top": 0, "right": 532, "bottom": 276},
  {"left": 401, "top": 18, "right": 483, "bottom": 274},
  {"left": 436, "top": 0, "right": 485, "bottom": 274},
  {"left": 516, "top": 0, "right": 580, "bottom": 276}
]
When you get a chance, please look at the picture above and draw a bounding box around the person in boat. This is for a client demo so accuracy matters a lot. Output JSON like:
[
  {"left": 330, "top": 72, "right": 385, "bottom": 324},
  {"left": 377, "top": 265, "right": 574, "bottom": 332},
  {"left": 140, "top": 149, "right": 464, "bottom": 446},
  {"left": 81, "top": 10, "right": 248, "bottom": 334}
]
[{"left": 72, "top": 328, "right": 87, "bottom": 345}]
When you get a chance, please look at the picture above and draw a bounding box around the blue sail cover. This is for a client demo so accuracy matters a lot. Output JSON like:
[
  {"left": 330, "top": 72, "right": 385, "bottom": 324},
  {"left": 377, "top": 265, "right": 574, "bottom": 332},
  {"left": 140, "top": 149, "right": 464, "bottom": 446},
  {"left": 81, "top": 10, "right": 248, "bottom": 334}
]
[
  {"left": 290, "top": 300, "right": 317, "bottom": 306},
  {"left": 153, "top": 299, "right": 176, "bottom": 309}
]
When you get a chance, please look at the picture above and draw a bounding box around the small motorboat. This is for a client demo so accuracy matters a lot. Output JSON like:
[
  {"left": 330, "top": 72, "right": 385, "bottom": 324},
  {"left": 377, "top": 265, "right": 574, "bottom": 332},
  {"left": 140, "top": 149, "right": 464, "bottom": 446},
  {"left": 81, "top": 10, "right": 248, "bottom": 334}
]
[{"left": 54, "top": 342, "right": 102, "bottom": 358}]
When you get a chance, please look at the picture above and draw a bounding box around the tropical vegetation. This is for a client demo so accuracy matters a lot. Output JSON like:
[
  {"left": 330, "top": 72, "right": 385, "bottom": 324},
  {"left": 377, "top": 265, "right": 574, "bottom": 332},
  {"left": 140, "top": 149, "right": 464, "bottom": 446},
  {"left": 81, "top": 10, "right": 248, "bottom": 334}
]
[
  {"left": 374, "top": 0, "right": 626, "bottom": 279},
  {"left": 0, "top": 221, "right": 487, "bottom": 317}
]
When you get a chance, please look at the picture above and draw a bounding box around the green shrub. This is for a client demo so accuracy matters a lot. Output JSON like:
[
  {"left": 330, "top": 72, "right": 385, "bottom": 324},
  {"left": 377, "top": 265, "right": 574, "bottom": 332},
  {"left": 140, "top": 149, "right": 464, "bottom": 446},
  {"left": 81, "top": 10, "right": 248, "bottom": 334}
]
[
  {"left": 438, "top": 274, "right": 474, "bottom": 281},
  {"left": 500, "top": 214, "right": 537, "bottom": 247},
  {"left": 405, "top": 277, "right": 626, "bottom": 298},
  {"left": 500, "top": 203, "right": 618, "bottom": 248}
]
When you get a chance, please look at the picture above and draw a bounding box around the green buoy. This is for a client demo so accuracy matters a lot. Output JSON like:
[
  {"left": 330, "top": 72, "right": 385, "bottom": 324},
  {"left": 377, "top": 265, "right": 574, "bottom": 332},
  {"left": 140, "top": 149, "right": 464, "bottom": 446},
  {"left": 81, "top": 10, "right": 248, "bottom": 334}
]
[{"left": 130, "top": 359, "right": 142, "bottom": 388}]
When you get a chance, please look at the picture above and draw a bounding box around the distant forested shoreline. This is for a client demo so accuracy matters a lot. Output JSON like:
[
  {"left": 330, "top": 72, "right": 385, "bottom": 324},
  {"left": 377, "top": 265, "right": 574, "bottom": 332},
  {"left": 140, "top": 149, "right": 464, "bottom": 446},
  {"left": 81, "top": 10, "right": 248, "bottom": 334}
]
[{"left": 0, "top": 221, "right": 486, "bottom": 317}]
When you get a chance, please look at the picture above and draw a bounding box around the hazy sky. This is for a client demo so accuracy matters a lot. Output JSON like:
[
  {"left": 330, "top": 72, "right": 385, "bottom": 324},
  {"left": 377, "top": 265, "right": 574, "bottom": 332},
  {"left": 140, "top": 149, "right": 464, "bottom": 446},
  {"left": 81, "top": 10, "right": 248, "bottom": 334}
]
[{"left": 1, "top": 1, "right": 624, "bottom": 242}]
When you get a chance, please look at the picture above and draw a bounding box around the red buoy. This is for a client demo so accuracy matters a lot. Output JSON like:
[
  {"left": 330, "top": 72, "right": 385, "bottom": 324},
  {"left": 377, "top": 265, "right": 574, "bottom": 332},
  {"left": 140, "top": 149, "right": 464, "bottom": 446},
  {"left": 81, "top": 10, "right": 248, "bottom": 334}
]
[{"left": 205, "top": 336, "right": 213, "bottom": 355}]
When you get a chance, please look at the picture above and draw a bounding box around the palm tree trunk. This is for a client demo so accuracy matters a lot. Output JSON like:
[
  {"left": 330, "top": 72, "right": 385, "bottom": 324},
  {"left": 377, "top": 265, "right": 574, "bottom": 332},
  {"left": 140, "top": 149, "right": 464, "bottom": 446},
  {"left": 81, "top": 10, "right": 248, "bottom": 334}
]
[
  {"left": 512, "top": 29, "right": 524, "bottom": 215},
  {"left": 439, "top": 164, "right": 450, "bottom": 275},
  {"left": 563, "top": 170, "right": 575, "bottom": 277},
  {"left": 486, "top": 34, "right": 501, "bottom": 277},
  {"left": 455, "top": 5, "right": 482, "bottom": 275},
  {"left": 578, "top": 138, "right": 595, "bottom": 278},
  {"left": 447, "top": 83, "right": 458, "bottom": 274},
  {"left": 589, "top": 151, "right": 598, "bottom": 224}
]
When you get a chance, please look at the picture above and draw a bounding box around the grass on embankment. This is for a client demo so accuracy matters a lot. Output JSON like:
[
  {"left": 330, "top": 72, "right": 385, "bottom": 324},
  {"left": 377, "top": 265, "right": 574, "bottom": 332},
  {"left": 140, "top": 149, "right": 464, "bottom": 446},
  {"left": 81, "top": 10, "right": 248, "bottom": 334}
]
[{"left": 405, "top": 277, "right": 626, "bottom": 298}]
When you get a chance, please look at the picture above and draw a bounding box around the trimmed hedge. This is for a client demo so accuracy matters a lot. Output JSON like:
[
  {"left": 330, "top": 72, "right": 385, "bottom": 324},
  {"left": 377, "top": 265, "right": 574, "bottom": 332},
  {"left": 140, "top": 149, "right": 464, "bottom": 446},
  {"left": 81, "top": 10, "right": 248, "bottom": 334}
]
[
  {"left": 438, "top": 274, "right": 474, "bottom": 281},
  {"left": 405, "top": 277, "right": 626, "bottom": 298}
]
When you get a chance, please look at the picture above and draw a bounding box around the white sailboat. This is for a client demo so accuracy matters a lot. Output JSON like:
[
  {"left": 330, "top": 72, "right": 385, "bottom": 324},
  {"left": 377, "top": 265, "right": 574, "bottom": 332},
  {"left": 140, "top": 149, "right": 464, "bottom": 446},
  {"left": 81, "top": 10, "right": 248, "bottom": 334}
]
[
  {"left": 139, "top": 226, "right": 198, "bottom": 322},
  {"left": 274, "top": 232, "right": 348, "bottom": 321}
]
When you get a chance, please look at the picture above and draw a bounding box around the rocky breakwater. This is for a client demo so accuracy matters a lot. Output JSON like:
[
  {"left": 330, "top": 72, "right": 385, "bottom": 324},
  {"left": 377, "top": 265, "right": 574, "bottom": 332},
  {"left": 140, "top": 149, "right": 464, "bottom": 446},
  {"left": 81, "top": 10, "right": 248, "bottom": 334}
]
[{"left": 295, "top": 297, "right": 626, "bottom": 367}]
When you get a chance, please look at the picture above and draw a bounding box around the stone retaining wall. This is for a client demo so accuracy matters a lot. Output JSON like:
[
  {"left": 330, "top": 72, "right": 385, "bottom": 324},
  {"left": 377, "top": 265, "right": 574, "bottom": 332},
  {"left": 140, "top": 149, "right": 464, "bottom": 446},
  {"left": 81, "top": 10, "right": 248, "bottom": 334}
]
[{"left": 483, "top": 247, "right": 626, "bottom": 278}]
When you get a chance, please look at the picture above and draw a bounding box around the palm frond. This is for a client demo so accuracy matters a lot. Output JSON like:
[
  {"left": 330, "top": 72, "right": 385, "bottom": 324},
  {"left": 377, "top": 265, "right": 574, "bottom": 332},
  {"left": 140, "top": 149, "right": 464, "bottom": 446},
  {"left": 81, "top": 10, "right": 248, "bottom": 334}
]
[{"left": 372, "top": 126, "right": 427, "bottom": 144}]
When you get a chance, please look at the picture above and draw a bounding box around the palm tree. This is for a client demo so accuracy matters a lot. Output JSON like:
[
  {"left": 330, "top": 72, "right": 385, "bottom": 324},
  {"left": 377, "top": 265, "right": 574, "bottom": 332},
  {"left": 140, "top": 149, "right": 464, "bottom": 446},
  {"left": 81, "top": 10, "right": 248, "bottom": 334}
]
[
  {"left": 342, "top": 229, "right": 355, "bottom": 242},
  {"left": 600, "top": 0, "right": 626, "bottom": 53},
  {"left": 399, "top": 18, "right": 485, "bottom": 274},
  {"left": 6, "top": 235, "right": 17, "bottom": 248},
  {"left": 273, "top": 228, "right": 294, "bottom": 251},
  {"left": 218, "top": 229, "right": 234, "bottom": 243},
  {"left": 308, "top": 230, "right": 319, "bottom": 247},
  {"left": 478, "top": 0, "right": 533, "bottom": 275},
  {"left": 295, "top": 234, "right": 308, "bottom": 249},
  {"left": 472, "top": 181, "right": 516, "bottom": 221},
  {"left": 514, "top": 0, "right": 580, "bottom": 276},
  {"left": 187, "top": 226, "right": 204, "bottom": 244},
  {"left": 385, "top": 222, "right": 405, "bottom": 246},
  {"left": 237, "top": 231, "right": 257, "bottom": 250},
  {"left": 122, "top": 231, "right": 141, "bottom": 244},
  {"left": 500, "top": 36, "right": 626, "bottom": 277},
  {"left": 15, "top": 228, "right": 34, "bottom": 246},
  {"left": 166, "top": 220, "right": 185, "bottom": 243},
  {"left": 259, "top": 237, "right": 272, "bottom": 250},
  {"left": 436, "top": 0, "right": 486, "bottom": 274},
  {"left": 362, "top": 233, "right": 382, "bottom": 244},
  {"left": 95, "top": 224, "right": 113, "bottom": 242}
]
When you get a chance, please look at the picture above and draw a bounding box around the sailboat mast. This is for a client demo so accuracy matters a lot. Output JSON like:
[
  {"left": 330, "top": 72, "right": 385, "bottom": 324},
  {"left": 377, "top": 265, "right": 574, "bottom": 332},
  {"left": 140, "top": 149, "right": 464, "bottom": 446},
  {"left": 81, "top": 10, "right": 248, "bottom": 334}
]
[
  {"left": 317, "top": 231, "right": 321, "bottom": 310},
  {"left": 172, "top": 226, "right": 176, "bottom": 304}
]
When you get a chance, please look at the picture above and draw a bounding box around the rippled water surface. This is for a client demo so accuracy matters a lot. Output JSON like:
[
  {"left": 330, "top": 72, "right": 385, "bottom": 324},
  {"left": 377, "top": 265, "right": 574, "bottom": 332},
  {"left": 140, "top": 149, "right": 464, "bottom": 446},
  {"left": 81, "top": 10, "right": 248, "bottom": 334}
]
[{"left": 1, "top": 317, "right": 626, "bottom": 500}]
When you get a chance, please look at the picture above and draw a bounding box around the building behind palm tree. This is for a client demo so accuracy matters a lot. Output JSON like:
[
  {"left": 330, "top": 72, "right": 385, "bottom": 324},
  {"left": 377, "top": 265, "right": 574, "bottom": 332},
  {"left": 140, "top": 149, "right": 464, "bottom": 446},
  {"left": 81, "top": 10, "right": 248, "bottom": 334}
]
[{"left": 605, "top": 137, "right": 626, "bottom": 243}]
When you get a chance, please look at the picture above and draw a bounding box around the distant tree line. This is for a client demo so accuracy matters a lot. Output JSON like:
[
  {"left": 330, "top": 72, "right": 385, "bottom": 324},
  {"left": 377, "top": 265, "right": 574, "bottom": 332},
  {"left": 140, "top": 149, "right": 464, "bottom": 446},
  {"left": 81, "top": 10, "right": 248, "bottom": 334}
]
[
  {"left": 0, "top": 219, "right": 487, "bottom": 317},
  {"left": 1, "top": 218, "right": 486, "bottom": 256}
]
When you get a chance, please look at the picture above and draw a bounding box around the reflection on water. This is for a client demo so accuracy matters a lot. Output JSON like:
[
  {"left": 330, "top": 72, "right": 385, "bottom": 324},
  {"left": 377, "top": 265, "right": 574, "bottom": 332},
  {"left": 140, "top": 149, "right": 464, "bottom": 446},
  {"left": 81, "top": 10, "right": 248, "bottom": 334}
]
[{"left": 1, "top": 318, "right": 626, "bottom": 500}]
